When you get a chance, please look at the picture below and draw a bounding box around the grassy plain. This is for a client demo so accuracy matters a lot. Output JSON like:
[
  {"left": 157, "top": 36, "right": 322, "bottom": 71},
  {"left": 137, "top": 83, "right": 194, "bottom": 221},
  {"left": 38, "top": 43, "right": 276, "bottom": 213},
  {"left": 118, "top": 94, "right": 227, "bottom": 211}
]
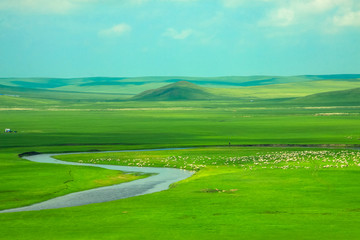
[
  {"left": 1, "top": 147, "right": 360, "bottom": 239},
  {"left": 1, "top": 104, "right": 359, "bottom": 148},
  {"left": 1, "top": 76, "right": 360, "bottom": 239},
  {"left": 55, "top": 147, "right": 360, "bottom": 170},
  {"left": 0, "top": 149, "right": 149, "bottom": 211}
]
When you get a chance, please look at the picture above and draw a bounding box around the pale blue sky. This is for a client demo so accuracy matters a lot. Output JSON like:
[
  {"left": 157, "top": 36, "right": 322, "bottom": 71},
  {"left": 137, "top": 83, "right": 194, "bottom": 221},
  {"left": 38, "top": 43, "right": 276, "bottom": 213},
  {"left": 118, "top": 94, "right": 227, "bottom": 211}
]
[{"left": 0, "top": 0, "right": 359, "bottom": 77}]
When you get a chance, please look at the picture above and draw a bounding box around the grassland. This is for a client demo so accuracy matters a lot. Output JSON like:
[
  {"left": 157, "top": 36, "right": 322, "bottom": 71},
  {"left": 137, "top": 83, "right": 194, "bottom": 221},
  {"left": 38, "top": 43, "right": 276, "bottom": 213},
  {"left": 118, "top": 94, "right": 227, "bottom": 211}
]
[
  {"left": 55, "top": 147, "right": 360, "bottom": 170},
  {"left": 0, "top": 149, "right": 150, "bottom": 211},
  {"left": 1, "top": 104, "right": 359, "bottom": 149},
  {"left": 0, "top": 75, "right": 359, "bottom": 239},
  {"left": 1, "top": 147, "right": 360, "bottom": 239}
]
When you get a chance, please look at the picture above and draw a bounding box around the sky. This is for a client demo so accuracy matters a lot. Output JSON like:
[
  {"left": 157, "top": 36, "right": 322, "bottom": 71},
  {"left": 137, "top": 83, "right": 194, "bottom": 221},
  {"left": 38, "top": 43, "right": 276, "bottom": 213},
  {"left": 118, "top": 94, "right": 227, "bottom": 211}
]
[{"left": 0, "top": 0, "right": 359, "bottom": 78}]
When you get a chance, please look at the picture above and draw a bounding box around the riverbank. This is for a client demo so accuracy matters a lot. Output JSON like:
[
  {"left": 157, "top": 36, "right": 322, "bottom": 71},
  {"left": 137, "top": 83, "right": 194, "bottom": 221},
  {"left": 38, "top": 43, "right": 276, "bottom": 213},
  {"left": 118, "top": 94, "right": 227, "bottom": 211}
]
[
  {"left": 1, "top": 146, "right": 359, "bottom": 239},
  {"left": 1, "top": 148, "right": 194, "bottom": 213}
]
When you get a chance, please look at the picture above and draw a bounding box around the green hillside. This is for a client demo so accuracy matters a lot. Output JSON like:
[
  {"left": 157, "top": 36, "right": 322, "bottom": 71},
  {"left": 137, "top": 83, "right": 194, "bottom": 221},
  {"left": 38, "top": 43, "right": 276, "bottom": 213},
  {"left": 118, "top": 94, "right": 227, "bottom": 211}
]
[
  {"left": 0, "top": 95, "right": 59, "bottom": 107},
  {"left": 132, "top": 81, "right": 216, "bottom": 101},
  {"left": 1, "top": 75, "right": 360, "bottom": 103},
  {"left": 290, "top": 87, "right": 360, "bottom": 105},
  {"left": 0, "top": 84, "right": 131, "bottom": 103}
]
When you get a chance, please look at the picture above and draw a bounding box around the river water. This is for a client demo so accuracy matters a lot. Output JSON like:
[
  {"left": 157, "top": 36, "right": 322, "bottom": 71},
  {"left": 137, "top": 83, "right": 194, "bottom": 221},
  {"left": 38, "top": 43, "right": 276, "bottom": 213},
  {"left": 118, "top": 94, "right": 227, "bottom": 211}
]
[{"left": 0, "top": 148, "right": 194, "bottom": 213}]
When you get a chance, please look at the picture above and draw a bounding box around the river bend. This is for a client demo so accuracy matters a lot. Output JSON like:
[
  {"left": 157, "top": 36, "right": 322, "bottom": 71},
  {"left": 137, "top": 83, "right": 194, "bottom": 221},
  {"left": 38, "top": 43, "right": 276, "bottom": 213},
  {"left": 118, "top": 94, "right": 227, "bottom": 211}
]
[{"left": 1, "top": 148, "right": 194, "bottom": 213}]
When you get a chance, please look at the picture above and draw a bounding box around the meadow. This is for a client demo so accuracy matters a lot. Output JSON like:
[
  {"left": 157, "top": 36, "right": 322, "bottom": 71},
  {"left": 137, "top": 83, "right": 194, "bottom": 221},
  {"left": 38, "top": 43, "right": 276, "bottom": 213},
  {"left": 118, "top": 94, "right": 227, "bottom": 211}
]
[
  {"left": 1, "top": 104, "right": 360, "bottom": 148},
  {"left": 55, "top": 147, "right": 360, "bottom": 170},
  {"left": 0, "top": 75, "right": 359, "bottom": 239},
  {"left": 1, "top": 147, "right": 360, "bottom": 239}
]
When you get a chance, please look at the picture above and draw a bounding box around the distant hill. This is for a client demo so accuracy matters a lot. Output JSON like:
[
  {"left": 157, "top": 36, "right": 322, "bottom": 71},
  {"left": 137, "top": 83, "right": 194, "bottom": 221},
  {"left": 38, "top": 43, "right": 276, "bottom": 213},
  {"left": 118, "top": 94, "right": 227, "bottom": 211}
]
[
  {"left": 1, "top": 75, "right": 359, "bottom": 100},
  {"left": 132, "top": 81, "right": 215, "bottom": 101},
  {"left": 290, "top": 87, "right": 360, "bottom": 105},
  {"left": 0, "top": 84, "right": 131, "bottom": 102},
  {"left": 1, "top": 74, "right": 359, "bottom": 94}
]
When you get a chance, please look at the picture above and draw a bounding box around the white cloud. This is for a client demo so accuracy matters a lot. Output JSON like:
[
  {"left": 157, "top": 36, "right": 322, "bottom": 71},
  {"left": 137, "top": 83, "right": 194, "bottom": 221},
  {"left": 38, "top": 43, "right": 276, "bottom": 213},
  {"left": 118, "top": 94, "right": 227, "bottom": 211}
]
[
  {"left": 264, "top": 7, "right": 295, "bottom": 27},
  {"left": 0, "top": 0, "right": 153, "bottom": 14},
  {"left": 333, "top": 10, "right": 360, "bottom": 27},
  {"left": 293, "top": 0, "right": 341, "bottom": 13},
  {"left": 0, "top": 0, "right": 96, "bottom": 14},
  {"left": 163, "top": 28, "right": 193, "bottom": 39},
  {"left": 99, "top": 23, "right": 132, "bottom": 37},
  {"left": 260, "top": 0, "right": 360, "bottom": 28},
  {"left": 221, "top": 0, "right": 273, "bottom": 8}
]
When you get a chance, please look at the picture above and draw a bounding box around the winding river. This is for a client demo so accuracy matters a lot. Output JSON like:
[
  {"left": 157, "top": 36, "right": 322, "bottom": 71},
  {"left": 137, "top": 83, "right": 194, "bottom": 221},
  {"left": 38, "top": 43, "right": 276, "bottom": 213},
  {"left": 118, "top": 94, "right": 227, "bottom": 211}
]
[{"left": 0, "top": 148, "right": 194, "bottom": 213}]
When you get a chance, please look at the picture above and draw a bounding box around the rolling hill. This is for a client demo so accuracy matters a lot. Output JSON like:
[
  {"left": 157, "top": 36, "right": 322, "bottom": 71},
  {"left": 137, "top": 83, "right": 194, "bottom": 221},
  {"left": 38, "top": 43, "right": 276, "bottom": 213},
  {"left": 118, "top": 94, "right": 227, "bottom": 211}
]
[
  {"left": 1, "top": 75, "right": 359, "bottom": 101},
  {"left": 290, "top": 87, "right": 360, "bottom": 105},
  {"left": 0, "top": 83, "right": 131, "bottom": 102},
  {"left": 1, "top": 74, "right": 359, "bottom": 95},
  {"left": 131, "top": 81, "right": 216, "bottom": 101}
]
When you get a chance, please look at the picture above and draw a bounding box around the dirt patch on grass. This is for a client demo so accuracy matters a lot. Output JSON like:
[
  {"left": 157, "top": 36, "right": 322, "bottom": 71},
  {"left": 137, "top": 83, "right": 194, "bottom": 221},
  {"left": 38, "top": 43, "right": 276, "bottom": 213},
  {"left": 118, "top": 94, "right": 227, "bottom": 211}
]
[
  {"left": 314, "top": 113, "right": 351, "bottom": 116},
  {"left": 200, "top": 188, "right": 238, "bottom": 193}
]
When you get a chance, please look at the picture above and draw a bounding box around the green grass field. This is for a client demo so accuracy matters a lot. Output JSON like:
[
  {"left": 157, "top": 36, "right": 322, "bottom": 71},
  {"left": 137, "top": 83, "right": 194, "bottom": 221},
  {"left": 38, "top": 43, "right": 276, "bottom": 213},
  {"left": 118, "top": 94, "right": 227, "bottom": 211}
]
[
  {"left": 0, "top": 75, "right": 359, "bottom": 239},
  {"left": 1, "top": 147, "right": 360, "bottom": 239},
  {"left": 1, "top": 105, "right": 359, "bottom": 148},
  {"left": 0, "top": 149, "right": 149, "bottom": 211}
]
